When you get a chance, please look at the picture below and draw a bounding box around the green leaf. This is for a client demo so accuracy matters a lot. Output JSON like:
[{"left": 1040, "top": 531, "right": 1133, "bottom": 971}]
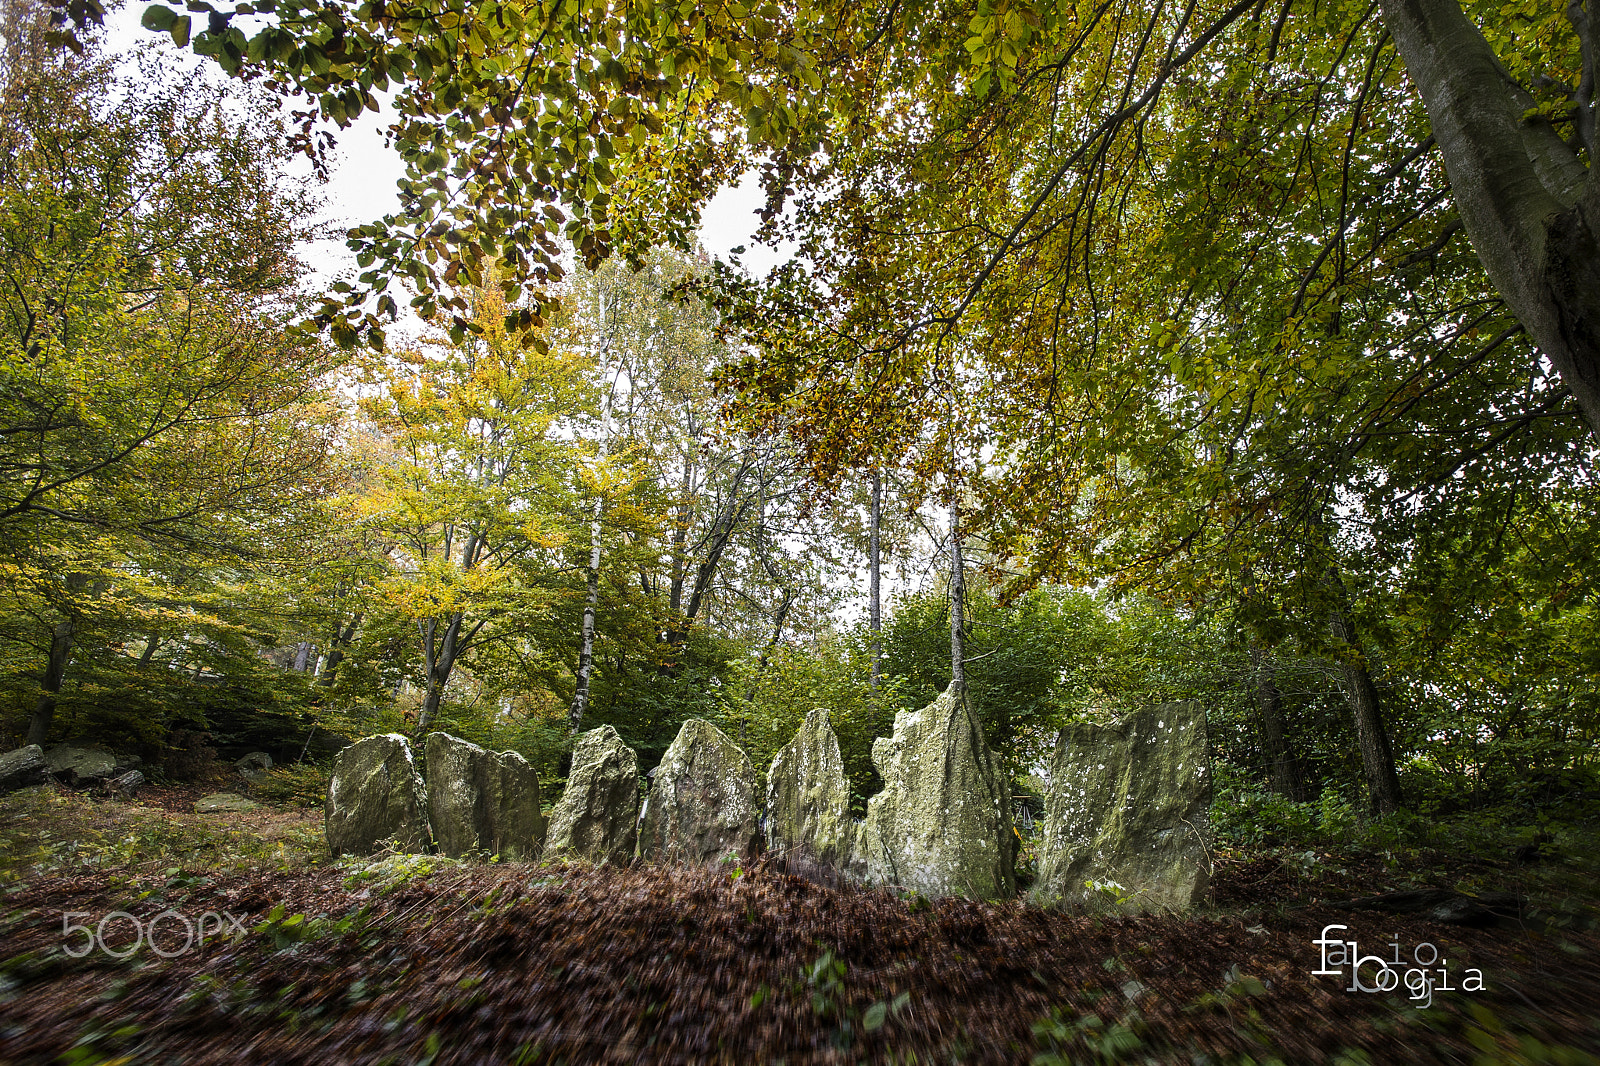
[
  {"left": 862, "top": 1001, "right": 888, "bottom": 1031},
  {"left": 140, "top": 4, "right": 175, "bottom": 31}
]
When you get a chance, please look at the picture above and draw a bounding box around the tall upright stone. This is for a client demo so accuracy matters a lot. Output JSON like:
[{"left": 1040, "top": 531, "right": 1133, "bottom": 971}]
[
  {"left": 325, "top": 734, "right": 431, "bottom": 858},
  {"left": 765, "top": 709, "right": 855, "bottom": 869},
  {"left": 425, "top": 733, "right": 547, "bottom": 860},
  {"left": 545, "top": 725, "right": 640, "bottom": 864},
  {"left": 639, "top": 719, "right": 762, "bottom": 865},
  {"left": 1031, "top": 703, "right": 1211, "bottom": 912},
  {"left": 858, "top": 683, "right": 1015, "bottom": 899}
]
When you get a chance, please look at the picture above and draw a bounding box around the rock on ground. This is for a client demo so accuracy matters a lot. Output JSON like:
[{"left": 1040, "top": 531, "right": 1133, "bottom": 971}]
[
  {"left": 325, "top": 734, "right": 431, "bottom": 857},
  {"left": 639, "top": 719, "right": 762, "bottom": 866},
  {"left": 424, "top": 733, "right": 546, "bottom": 860},
  {"left": 545, "top": 725, "right": 640, "bottom": 865},
  {"left": 235, "top": 752, "right": 273, "bottom": 785},
  {"left": 195, "top": 792, "right": 259, "bottom": 813},
  {"left": 101, "top": 770, "right": 144, "bottom": 800},
  {"left": 857, "top": 682, "right": 1015, "bottom": 899},
  {"left": 44, "top": 745, "right": 115, "bottom": 788},
  {"left": 1030, "top": 702, "right": 1211, "bottom": 912},
  {"left": 765, "top": 709, "right": 855, "bottom": 871},
  {"left": 0, "top": 745, "right": 46, "bottom": 793}
]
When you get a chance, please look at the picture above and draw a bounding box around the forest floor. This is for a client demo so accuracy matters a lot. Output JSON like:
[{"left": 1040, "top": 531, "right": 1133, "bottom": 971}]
[{"left": 1, "top": 783, "right": 1597, "bottom": 1065}]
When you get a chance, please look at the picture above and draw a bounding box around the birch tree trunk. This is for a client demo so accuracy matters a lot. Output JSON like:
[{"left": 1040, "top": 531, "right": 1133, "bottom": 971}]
[
  {"left": 950, "top": 497, "right": 966, "bottom": 692},
  {"left": 571, "top": 343, "right": 615, "bottom": 735},
  {"left": 870, "top": 470, "right": 882, "bottom": 693}
]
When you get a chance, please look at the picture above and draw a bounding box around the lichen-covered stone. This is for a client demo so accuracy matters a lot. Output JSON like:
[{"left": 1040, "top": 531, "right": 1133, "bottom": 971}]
[
  {"left": 44, "top": 745, "right": 115, "bottom": 788},
  {"left": 195, "top": 792, "right": 258, "bottom": 813},
  {"left": 765, "top": 709, "right": 854, "bottom": 869},
  {"left": 857, "top": 683, "right": 1015, "bottom": 899},
  {"left": 545, "top": 725, "right": 639, "bottom": 864},
  {"left": 325, "top": 734, "right": 431, "bottom": 857},
  {"left": 0, "top": 744, "right": 46, "bottom": 792},
  {"left": 1030, "top": 703, "right": 1211, "bottom": 912},
  {"left": 424, "top": 732, "right": 546, "bottom": 860},
  {"left": 639, "top": 719, "right": 762, "bottom": 865}
]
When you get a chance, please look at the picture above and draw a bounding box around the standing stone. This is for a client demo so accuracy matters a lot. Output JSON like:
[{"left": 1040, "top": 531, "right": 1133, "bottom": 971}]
[
  {"left": 235, "top": 752, "right": 274, "bottom": 785},
  {"left": 545, "top": 725, "right": 640, "bottom": 864},
  {"left": 765, "top": 709, "right": 855, "bottom": 870},
  {"left": 425, "top": 733, "right": 546, "bottom": 860},
  {"left": 858, "top": 682, "right": 1015, "bottom": 899},
  {"left": 325, "top": 734, "right": 431, "bottom": 857},
  {"left": 44, "top": 745, "right": 116, "bottom": 788},
  {"left": 639, "top": 719, "right": 762, "bottom": 865},
  {"left": 1030, "top": 703, "right": 1211, "bottom": 912},
  {"left": 0, "top": 745, "right": 47, "bottom": 792}
]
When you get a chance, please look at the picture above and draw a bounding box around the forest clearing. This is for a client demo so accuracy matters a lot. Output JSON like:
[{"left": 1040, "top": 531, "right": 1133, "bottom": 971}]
[{"left": 7, "top": 0, "right": 1600, "bottom": 1060}]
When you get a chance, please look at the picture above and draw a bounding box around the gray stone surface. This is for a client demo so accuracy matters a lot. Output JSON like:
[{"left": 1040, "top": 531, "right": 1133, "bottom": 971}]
[
  {"left": 325, "top": 734, "right": 431, "bottom": 857},
  {"left": 639, "top": 719, "right": 762, "bottom": 866},
  {"left": 424, "top": 732, "right": 546, "bottom": 860},
  {"left": 195, "top": 792, "right": 259, "bottom": 813},
  {"left": 44, "top": 745, "right": 116, "bottom": 788},
  {"left": 235, "top": 752, "right": 273, "bottom": 783},
  {"left": 765, "top": 709, "right": 854, "bottom": 870},
  {"left": 857, "top": 682, "right": 1015, "bottom": 899},
  {"left": 1030, "top": 703, "right": 1211, "bottom": 912},
  {"left": 545, "top": 725, "right": 640, "bottom": 865},
  {"left": 102, "top": 770, "right": 144, "bottom": 799},
  {"left": 0, "top": 744, "right": 46, "bottom": 792}
]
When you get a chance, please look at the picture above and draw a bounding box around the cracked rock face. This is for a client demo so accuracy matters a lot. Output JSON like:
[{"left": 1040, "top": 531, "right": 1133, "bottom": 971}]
[
  {"left": 1030, "top": 703, "right": 1211, "bottom": 912},
  {"left": 545, "top": 724, "right": 640, "bottom": 865},
  {"left": 325, "top": 734, "right": 431, "bottom": 857},
  {"left": 639, "top": 719, "right": 762, "bottom": 866},
  {"left": 857, "top": 683, "right": 1015, "bottom": 899},
  {"left": 425, "top": 732, "right": 546, "bottom": 861},
  {"left": 765, "top": 709, "right": 854, "bottom": 870},
  {"left": 0, "top": 744, "right": 46, "bottom": 793}
]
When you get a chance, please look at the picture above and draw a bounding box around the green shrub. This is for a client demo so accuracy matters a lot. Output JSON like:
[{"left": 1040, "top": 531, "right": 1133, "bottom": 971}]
[{"left": 251, "top": 762, "right": 330, "bottom": 807}]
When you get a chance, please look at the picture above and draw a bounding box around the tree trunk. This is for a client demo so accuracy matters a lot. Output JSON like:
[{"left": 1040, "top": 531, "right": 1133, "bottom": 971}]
[
  {"left": 315, "top": 613, "right": 362, "bottom": 691},
  {"left": 1379, "top": 0, "right": 1600, "bottom": 438},
  {"left": 570, "top": 535, "right": 601, "bottom": 734},
  {"left": 292, "top": 641, "right": 312, "bottom": 672},
  {"left": 950, "top": 497, "right": 966, "bottom": 691},
  {"left": 25, "top": 615, "right": 75, "bottom": 746},
  {"left": 870, "top": 470, "right": 882, "bottom": 693},
  {"left": 415, "top": 613, "right": 466, "bottom": 736},
  {"left": 1252, "top": 647, "right": 1308, "bottom": 802},
  {"left": 1327, "top": 610, "right": 1405, "bottom": 815}
]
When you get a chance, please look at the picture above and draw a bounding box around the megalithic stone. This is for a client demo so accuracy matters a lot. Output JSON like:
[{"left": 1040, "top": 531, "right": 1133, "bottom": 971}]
[
  {"left": 425, "top": 732, "right": 546, "bottom": 860},
  {"left": 639, "top": 718, "right": 763, "bottom": 865},
  {"left": 1030, "top": 703, "right": 1212, "bottom": 912},
  {"left": 765, "top": 708, "right": 855, "bottom": 869},
  {"left": 858, "top": 682, "right": 1015, "bottom": 899},
  {"left": 325, "top": 733, "right": 431, "bottom": 857},
  {"left": 545, "top": 724, "right": 640, "bottom": 864}
]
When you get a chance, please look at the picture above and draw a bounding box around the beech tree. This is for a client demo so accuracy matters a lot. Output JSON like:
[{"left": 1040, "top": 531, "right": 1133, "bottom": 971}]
[{"left": 351, "top": 285, "right": 593, "bottom": 735}]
